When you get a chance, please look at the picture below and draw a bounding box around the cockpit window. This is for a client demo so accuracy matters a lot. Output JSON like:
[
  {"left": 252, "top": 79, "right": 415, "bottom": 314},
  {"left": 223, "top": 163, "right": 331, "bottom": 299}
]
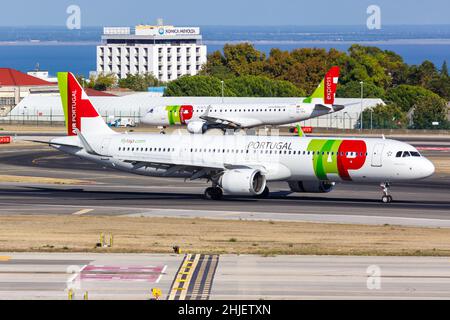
[
  {"left": 396, "top": 151, "right": 421, "bottom": 158},
  {"left": 148, "top": 109, "right": 154, "bottom": 113}
]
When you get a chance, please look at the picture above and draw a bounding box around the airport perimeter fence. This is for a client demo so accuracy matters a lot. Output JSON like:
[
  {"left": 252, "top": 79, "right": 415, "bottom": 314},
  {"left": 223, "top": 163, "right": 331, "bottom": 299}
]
[
  {"left": 0, "top": 110, "right": 142, "bottom": 127},
  {"left": 0, "top": 110, "right": 449, "bottom": 134}
]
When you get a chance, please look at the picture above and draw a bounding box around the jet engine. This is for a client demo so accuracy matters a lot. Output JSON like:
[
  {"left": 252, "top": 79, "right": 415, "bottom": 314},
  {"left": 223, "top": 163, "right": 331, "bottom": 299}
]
[
  {"left": 220, "top": 169, "right": 267, "bottom": 196},
  {"left": 187, "top": 121, "right": 208, "bottom": 134},
  {"left": 288, "top": 181, "right": 334, "bottom": 193}
]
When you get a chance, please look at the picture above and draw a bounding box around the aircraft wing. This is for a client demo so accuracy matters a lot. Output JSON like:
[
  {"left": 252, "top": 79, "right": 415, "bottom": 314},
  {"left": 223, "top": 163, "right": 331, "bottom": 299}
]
[
  {"left": 116, "top": 154, "right": 274, "bottom": 181},
  {"left": 26, "top": 140, "right": 82, "bottom": 149},
  {"left": 200, "top": 106, "right": 263, "bottom": 128}
]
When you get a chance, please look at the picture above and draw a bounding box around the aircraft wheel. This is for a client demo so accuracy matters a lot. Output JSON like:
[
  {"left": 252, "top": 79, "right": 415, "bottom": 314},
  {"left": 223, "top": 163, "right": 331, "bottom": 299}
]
[
  {"left": 382, "top": 195, "right": 393, "bottom": 203},
  {"left": 204, "top": 187, "right": 224, "bottom": 201}
]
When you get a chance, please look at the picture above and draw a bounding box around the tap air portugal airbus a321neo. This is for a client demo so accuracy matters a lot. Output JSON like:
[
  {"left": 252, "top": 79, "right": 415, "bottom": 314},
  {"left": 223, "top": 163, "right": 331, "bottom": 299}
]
[
  {"left": 36, "top": 72, "right": 435, "bottom": 203},
  {"left": 141, "top": 67, "right": 348, "bottom": 134}
]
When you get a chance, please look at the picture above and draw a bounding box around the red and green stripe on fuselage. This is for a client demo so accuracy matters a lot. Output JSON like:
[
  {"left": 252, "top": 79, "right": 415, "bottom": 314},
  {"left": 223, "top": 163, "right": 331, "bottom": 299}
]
[
  {"left": 307, "top": 139, "right": 367, "bottom": 181},
  {"left": 166, "top": 105, "right": 194, "bottom": 125}
]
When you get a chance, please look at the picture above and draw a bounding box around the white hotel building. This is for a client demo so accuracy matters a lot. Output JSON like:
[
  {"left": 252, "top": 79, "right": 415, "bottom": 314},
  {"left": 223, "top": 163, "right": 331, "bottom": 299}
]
[{"left": 97, "top": 25, "right": 207, "bottom": 82}]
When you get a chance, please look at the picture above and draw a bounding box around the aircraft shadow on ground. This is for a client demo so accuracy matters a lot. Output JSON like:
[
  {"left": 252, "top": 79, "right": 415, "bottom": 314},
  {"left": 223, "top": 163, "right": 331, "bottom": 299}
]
[{"left": 8, "top": 186, "right": 450, "bottom": 209}]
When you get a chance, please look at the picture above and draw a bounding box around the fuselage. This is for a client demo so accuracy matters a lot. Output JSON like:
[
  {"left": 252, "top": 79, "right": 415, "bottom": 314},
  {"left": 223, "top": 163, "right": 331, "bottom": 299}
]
[
  {"left": 141, "top": 103, "right": 342, "bottom": 128},
  {"left": 51, "top": 133, "right": 435, "bottom": 184}
]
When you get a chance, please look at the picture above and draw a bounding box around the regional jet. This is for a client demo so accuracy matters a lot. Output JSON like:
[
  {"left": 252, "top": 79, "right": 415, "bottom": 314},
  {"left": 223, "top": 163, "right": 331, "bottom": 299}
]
[
  {"left": 36, "top": 73, "right": 435, "bottom": 203},
  {"left": 141, "top": 67, "right": 347, "bottom": 133}
]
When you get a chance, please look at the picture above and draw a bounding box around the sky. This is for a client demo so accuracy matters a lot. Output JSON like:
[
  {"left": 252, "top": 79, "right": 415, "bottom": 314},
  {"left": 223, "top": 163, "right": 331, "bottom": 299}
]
[{"left": 0, "top": 0, "right": 449, "bottom": 26}]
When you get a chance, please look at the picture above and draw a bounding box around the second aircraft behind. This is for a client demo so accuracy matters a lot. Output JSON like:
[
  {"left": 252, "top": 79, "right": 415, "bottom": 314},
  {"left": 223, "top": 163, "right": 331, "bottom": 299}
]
[{"left": 142, "top": 67, "right": 346, "bottom": 133}]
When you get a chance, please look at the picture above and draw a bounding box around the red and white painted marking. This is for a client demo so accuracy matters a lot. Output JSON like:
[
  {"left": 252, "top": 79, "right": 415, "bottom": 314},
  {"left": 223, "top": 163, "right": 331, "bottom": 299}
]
[{"left": 71, "top": 265, "right": 167, "bottom": 283}]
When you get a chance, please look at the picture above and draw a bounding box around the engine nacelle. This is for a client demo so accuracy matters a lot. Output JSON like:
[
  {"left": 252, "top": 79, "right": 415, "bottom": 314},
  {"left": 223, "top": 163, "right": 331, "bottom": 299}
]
[
  {"left": 220, "top": 169, "right": 267, "bottom": 196},
  {"left": 187, "top": 121, "right": 208, "bottom": 134},
  {"left": 288, "top": 181, "right": 334, "bottom": 193}
]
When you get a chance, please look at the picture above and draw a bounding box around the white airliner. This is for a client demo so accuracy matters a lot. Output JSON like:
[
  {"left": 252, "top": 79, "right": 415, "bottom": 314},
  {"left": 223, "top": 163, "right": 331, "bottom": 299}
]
[
  {"left": 141, "top": 67, "right": 347, "bottom": 133},
  {"left": 37, "top": 72, "right": 435, "bottom": 203}
]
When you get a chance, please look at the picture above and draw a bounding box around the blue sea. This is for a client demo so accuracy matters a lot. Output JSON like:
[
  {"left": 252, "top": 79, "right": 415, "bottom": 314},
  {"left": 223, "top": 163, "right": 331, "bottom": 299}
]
[{"left": 0, "top": 25, "right": 449, "bottom": 77}]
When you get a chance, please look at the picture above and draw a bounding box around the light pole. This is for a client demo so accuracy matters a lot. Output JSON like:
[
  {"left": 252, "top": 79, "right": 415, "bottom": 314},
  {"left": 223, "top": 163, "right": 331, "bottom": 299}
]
[
  {"left": 370, "top": 109, "right": 373, "bottom": 131},
  {"left": 221, "top": 80, "right": 224, "bottom": 103},
  {"left": 360, "top": 81, "right": 364, "bottom": 131}
]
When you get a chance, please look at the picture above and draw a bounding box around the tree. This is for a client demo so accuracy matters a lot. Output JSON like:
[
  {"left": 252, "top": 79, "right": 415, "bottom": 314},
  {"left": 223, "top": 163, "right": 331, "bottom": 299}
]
[
  {"left": 337, "top": 81, "right": 385, "bottom": 99},
  {"left": 223, "top": 43, "right": 266, "bottom": 76},
  {"left": 224, "top": 76, "right": 305, "bottom": 97},
  {"left": 361, "top": 103, "right": 407, "bottom": 129},
  {"left": 165, "top": 75, "right": 305, "bottom": 98},
  {"left": 200, "top": 50, "right": 234, "bottom": 79},
  {"left": 87, "top": 73, "right": 117, "bottom": 91},
  {"left": 441, "top": 61, "right": 448, "bottom": 78},
  {"left": 75, "top": 75, "right": 89, "bottom": 88},
  {"left": 426, "top": 75, "right": 450, "bottom": 100},
  {"left": 118, "top": 73, "right": 162, "bottom": 91},
  {"left": 283, "top": 59, "right": 328, "bottom": 95},
  {"left": 346, "top": 45, "right": 393, "bottom": 88},
  {"left": 263, "top": 48, "right": 295, "bottom": 78},
  {"left": 165, "top": 75, "right": 236, "bottom": 97},
  {"left": 412, "top": 96, "right": 448, "bottom": 129},
  {"left": 385, "top": 85, "right": 441, "bottom": 113}
]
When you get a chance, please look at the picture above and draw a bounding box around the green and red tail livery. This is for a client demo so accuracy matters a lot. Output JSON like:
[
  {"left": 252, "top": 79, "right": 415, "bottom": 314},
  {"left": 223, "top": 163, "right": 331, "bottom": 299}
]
[
  {"left": 303, "top": 66, "right": 340, "bottom": 105},
  {"left": 57, "top": 72, "right": 100, "bottom": 136}
]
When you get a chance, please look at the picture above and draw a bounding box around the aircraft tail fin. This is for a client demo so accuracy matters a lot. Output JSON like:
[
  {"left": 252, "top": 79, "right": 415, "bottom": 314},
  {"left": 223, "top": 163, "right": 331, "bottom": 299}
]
[
  {"left": 303, "top": 66, "right": 340, "bottom": 106},
  {"left": 57, "top": 72, "right": 114, "bottom": 137}
]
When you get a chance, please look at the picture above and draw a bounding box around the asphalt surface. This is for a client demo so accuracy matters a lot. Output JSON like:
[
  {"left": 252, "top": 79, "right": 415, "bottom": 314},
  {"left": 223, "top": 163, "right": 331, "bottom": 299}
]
[
  {"left": 0, "top": 140, "right": 449, "bottom": 300},
  {"left": 0, "top": 143, "right": 449, "bottom": 227},
  {"left": 0, "top": 253, "right": 449, "bottom": 300}
]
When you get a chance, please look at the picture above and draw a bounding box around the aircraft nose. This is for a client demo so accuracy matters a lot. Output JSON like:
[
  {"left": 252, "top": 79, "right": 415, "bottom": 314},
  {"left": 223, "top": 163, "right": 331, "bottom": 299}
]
[{"left": 420, "top": 158, "right": 435, "bottom": 179}]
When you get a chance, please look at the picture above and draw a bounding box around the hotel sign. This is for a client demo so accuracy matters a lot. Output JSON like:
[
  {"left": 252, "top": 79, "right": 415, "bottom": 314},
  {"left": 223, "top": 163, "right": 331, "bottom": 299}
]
[{"left": 136, "top": 26, "right": 200, "bottom": 36}]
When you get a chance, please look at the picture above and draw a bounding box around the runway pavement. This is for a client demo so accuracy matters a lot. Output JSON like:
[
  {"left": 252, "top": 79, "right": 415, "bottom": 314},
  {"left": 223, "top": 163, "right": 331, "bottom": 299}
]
[
  {"left": 0, "top": 140, "right": 449, "bottom": 300},
  {"left": 0, "top": 144, "right": 449, "bottom": 227},
  {"left": 0, "top": 253, "right": 449, "bottom": 300}
]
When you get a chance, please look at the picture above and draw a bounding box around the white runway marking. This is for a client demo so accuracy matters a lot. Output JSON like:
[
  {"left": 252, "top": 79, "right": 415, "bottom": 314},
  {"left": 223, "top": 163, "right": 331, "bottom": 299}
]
[{"left": 72, "top": 209, "right": 94, "bottom": 216}]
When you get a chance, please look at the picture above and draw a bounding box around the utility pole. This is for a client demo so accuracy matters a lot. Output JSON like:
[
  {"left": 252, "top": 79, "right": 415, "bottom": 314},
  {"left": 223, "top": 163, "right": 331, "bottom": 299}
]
[
  {"left": 360, "top": 81, "right": 364, "bottom": 131},
  {"left": 221, "top": 80, "right": 224, "bottom": 103}
]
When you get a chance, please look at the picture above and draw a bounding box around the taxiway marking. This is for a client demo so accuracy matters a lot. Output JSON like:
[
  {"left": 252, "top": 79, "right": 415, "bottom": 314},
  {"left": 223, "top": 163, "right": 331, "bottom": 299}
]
[{"left": 72, "top": 209, "right": 94, "bottom": 216}]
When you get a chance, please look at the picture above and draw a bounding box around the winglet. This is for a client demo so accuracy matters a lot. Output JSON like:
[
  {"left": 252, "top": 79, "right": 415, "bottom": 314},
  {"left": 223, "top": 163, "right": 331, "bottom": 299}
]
[
  {"left": 303, "top": 66, "right": 340, "bottom": 105},
  {"left": 74, "top": 129, "right": 106, "bottom": 156},
  {"left": 296, "top": 125, "right": 306, "bottom": 138}
]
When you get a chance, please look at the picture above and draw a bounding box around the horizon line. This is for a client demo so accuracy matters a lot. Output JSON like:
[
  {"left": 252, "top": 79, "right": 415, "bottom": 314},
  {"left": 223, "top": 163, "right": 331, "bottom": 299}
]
[{"left": 1, "top": 24, "right": 450, "bottom": 28}]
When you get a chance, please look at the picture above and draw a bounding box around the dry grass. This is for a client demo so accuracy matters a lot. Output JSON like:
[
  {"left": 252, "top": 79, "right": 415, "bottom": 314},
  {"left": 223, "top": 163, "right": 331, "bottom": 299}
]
[
  {"left": 0, "top": 215, "right": 449, "bottom": 256},
  {"left": 0, "top": 175, "right": 92, "bottom": 185}
]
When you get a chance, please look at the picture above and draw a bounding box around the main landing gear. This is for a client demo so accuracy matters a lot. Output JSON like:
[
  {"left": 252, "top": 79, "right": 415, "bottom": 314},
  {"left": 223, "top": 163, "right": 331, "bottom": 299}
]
[
  {"left": 204, "top": 187, "right": 223, "bottom": 201},
  {"left": 381, "top": 182, "right": 393, "bottom": 203}
]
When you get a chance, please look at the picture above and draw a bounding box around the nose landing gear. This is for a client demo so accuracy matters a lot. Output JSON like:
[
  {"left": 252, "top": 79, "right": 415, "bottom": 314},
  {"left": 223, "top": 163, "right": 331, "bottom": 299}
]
[{"left": 381, "top": 182, "right": 393, "bottom": 203}]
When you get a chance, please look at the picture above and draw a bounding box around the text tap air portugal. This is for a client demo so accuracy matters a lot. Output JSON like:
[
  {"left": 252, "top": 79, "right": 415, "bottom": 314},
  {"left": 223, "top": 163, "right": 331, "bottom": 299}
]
[
  {"left": 142, "top": 67, "right": 346, "bottom": 134},
  {"left": 46, "top": 72, "right": 435, "bottom": 203}
]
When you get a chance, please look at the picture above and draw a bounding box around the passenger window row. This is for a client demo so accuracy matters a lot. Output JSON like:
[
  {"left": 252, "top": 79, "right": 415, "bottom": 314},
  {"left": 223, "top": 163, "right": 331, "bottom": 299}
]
[
  {"left": 117, "top": 147, "right": 368, "bottom": 157},
  {"left": 194, "top": 108, "right": 287, "bottom": 113}
]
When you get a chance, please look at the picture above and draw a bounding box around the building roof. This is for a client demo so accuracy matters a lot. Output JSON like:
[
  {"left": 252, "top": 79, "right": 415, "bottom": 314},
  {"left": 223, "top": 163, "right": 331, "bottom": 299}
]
[
  {"left": 84, "top": 88, "right": 116, "bottom": 97},
  {"left": 0, "top": 68, "right": 55, "bottom": 86}
]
